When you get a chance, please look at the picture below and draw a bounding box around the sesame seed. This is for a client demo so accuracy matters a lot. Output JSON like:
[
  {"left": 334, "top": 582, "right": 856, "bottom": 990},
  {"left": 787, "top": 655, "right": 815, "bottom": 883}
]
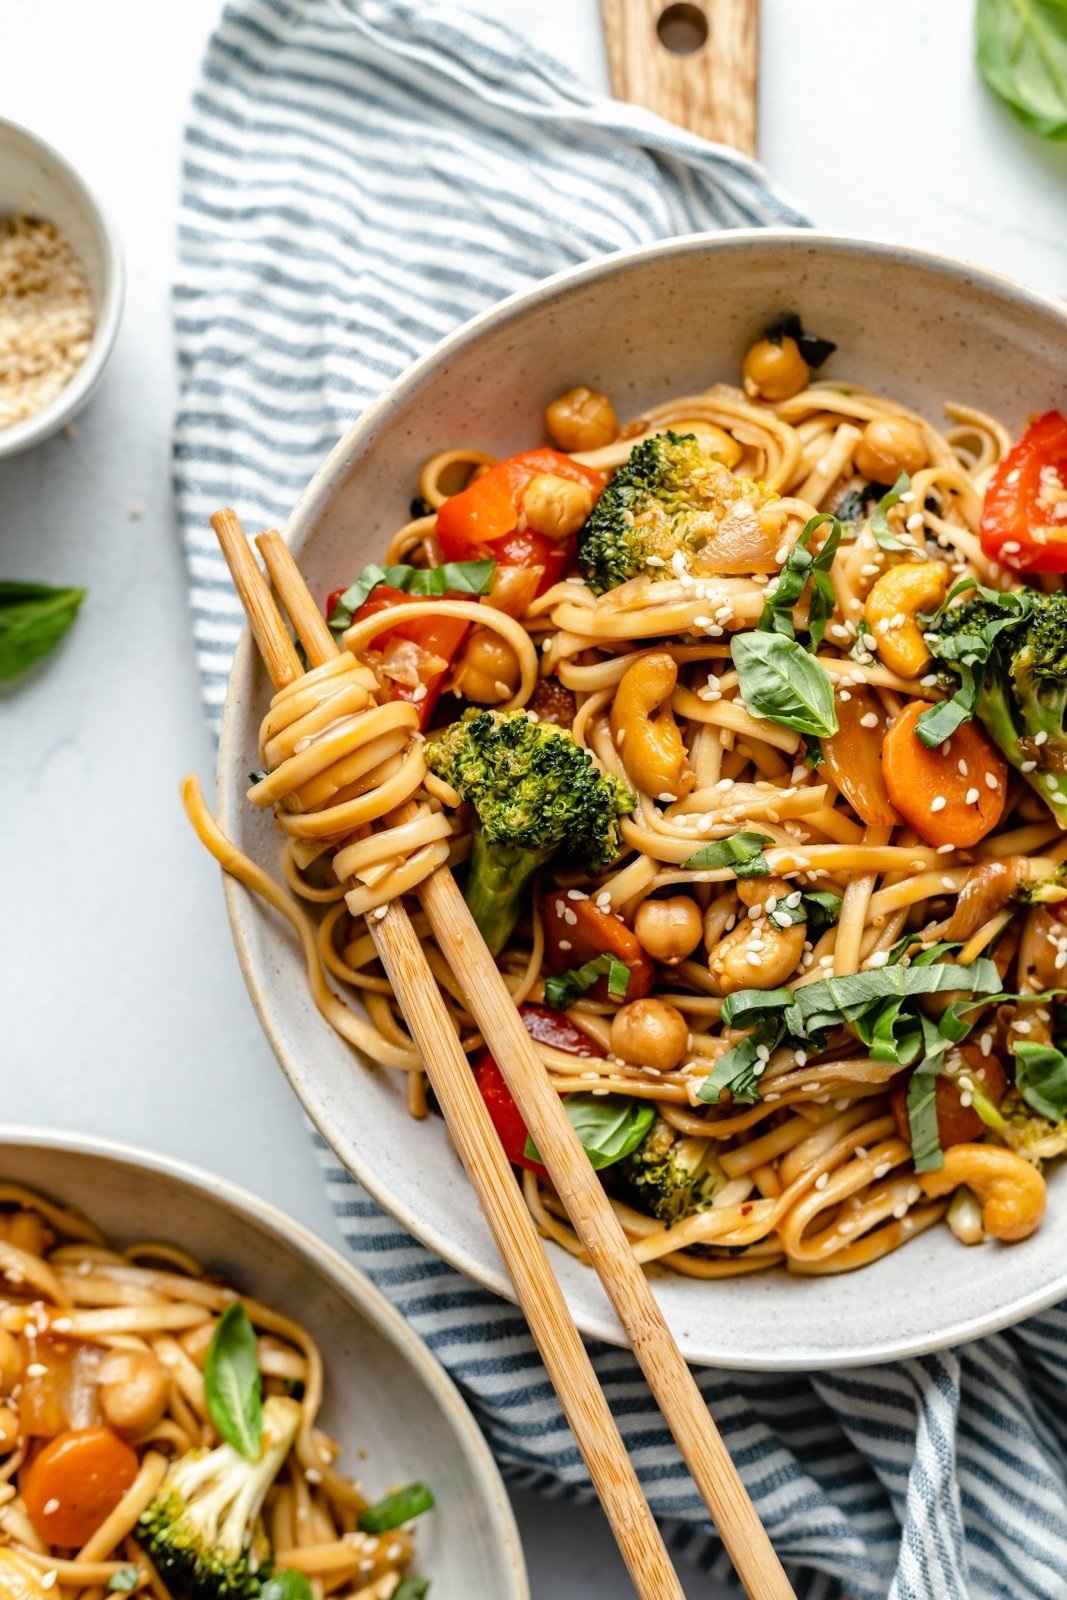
[
  {"left": 43, "top": 1498, "right": 60, "bottom": 1515},
  {"left": 815, "top": 1172, "right": 829, "bottom": 1190},
  {"left": 957, "top": 758, "right": 969, "bottom": 776},
  {"left": 558, "top": 939, "right": 571, "bottom": 951},
  {"left": 1020, "top": 759, "right": 1037, "bottom": 772},
  {"left": 985, "top": 771, "right": 998, "bottom": 789},
  {"left": 859, "top": 711, "right": 879, "bottom": 728},
  {"left": 900, "top": 490, "right": 916, "bottom": 504},
  {"left": 866, "top": 950, "right": 889, "bottom": 968},
  {"left": 873, "top": 1163, "right": 892, "bottom": 1179},
  {"left": 25, "top": 1363, "right": 46, "bottom": 1378},
  {"left": 1035, "top": 730, "right": 1049, "bottom": 745},
  {"left": 937, "top": 843, "right": 954, "bottom": 854},
  {"left": 930, "top": 796, "right": 946, "bottom": 812},
  {"left": 906, "top": 512, "right": 924, "bottom": 531},
  {"left": 965, "top": 787, "right": 980, "bottom": 804}
]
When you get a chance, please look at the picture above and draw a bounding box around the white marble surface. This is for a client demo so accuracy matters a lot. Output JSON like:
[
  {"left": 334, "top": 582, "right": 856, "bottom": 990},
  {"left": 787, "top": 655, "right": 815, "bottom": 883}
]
[{"left": 2, "top": 2, "right": 1064, "bottom": 1595}]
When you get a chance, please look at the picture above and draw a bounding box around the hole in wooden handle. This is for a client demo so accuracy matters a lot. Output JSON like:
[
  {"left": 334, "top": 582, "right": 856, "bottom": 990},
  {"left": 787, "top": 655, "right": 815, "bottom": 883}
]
[{"left": 656, "top": 2, "right": 709, "bottom": 55}]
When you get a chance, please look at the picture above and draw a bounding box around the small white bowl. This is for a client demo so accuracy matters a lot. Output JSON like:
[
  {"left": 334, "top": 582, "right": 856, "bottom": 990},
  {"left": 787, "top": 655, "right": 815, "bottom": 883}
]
[
  {"left": 0, "top": 116, "right": 124, "bottom": 457},
  {"left": 0, "top": 1128, "right": 529, "bottom": 1600}
]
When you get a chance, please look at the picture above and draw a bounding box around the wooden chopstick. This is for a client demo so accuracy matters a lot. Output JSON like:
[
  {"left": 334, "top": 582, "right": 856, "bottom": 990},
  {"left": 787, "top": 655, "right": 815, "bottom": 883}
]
[
  {"left": 226, "top": 514, "right": 796, "bottom": 1600},
  {"left": 211, "top": 513, "right": 688, "bottom": 1600}
]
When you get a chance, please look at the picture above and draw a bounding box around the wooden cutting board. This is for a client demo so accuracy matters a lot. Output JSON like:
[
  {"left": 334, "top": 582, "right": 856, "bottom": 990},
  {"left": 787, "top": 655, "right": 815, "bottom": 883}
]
[{"left": 598, "top": 0, "right": 759, "bottom": 155}]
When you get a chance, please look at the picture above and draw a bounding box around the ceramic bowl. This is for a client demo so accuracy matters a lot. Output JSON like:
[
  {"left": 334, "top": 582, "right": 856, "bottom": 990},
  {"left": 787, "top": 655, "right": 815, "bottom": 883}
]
[
  {"left": 218, "top": 231, "right": 1067, "bottom": 1368},
  {"left": 0, "top": 117, "right": 124, "bottom": 457},
  {"left": 0, "top": 1128, "right": 528, "bottom": 1600}
]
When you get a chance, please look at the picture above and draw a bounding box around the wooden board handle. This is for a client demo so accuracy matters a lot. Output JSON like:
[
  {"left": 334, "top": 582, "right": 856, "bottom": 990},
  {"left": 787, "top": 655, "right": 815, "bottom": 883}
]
[{"left": 599, "top": 0, "right": 758, "bottom": 155}]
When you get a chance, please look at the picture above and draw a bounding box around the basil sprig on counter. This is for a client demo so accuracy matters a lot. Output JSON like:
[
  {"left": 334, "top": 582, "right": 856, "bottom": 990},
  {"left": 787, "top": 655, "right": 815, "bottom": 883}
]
[
  {"left": 731, "top": 631, "right": 839, "bottom": 740},
  {"left": 976, "top": 0, "right": 1067, "bottom": 140},
  {"left": 525, "top": 1094, "right": 655, "bottom": 1170},
  {"left": 544, "top": 953, "right": 630, "bottom": 1010},
  {"left": 203, "top": 1301, "right": 262, "bottom": 1459},
  {"left": 681, "top": 830, "right": 772, "bottom": 877},
  {"left": 328, "top": 559, "right": 495, "bottom": 631},
  {"left": 0, "top": 581, "right": 86, "bottom": 680}
]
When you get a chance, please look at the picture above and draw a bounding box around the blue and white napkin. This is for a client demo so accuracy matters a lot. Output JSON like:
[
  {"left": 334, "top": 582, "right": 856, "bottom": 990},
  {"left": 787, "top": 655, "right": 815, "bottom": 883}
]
[{"left": 174, "top": 4, "right": 1067, "bottom": 1595}]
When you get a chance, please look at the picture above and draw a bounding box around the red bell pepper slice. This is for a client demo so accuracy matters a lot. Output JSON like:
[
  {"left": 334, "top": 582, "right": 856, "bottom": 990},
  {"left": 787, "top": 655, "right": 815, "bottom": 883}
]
[
  {"left": 979, "top": 410, "right": 1067, "bottom": 574},
  {"left": 473, "top": 1003, "right": 602, "bottom": 1172},
  {"left": 327, "top": 584, "right": 469, "bottom": 728},
  {"left": 436, "top": 449, "right": 605, "bottom": 596}
]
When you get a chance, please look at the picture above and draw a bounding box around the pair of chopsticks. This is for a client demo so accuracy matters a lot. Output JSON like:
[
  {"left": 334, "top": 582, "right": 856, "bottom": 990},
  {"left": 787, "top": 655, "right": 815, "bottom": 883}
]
[{"left": 211, "top": 509, "right": 796, "bottom": 1600}]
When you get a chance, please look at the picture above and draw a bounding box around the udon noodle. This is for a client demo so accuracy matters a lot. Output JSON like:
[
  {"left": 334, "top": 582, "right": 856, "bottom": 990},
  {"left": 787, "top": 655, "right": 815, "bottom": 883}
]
[
  {"left": 188, "top": 325, "right": 1067, "bottom": 1278},
  {"left": 0, "top": 1187, "right": 423, "bottom": 1598}
]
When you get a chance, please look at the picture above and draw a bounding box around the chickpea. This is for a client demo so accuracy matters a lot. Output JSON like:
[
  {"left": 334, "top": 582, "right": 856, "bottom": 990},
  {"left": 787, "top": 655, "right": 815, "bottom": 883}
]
[
  {"left": 99, "top": 1347, "right": 171, "bottom": 1436},
  {"left": 610, "top": 998, "right": 689, "bottom": 1072},
  {"left": 853, "top": 415, "right": 928, "bottom": 484},
  {"left": 451, "top": 626, "right": 522, "bottom": 704},
  {"left": 522, "top": 473, "right": 594, "bottom": 541},
  {"left": 634, "top": 896, "right": 703, "bottom": 966},
  {"left": 0, "top": 1330, "right": 20, "bottom": 1395},
  {"left": 741, "top": 336, "right": 809, "bottom": 402},
  {"left": 0, "top": 1405, "right": 18, "bottom": 1454},
  {"left": 545, "top": 385, "right": 618, "bottom": 453}
]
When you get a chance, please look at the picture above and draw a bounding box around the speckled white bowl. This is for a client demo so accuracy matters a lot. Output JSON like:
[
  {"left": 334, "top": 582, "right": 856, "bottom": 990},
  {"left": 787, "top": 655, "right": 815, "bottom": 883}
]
[
  {"left": 0, "top": 117, "right": 124, "bottom": 457},
  {"left": 0, "top": 1129, "right": 527, "bottom": 1600},
  {"left": 218, "top": 231, "right": 1067, "bottom": 1369}
]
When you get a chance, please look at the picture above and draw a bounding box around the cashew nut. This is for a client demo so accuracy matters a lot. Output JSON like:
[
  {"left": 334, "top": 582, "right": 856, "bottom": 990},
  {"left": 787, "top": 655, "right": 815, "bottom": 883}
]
[
  {"left": 706, "top": 876, "right": 806, "bottom": 994},
  {"left": 610, "top": 652, "right": 695, "bottom": 801},
  {"left": 919, "top": 1143, "right": 1046, "bottom": 1242},
  {"left": 864, "top": 560, "right": 948, "bottom": 679}
]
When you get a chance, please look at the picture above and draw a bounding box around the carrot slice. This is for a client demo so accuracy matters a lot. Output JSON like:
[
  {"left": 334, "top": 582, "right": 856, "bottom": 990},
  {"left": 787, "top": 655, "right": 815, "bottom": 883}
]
[
  {"left": 22, "top": 1427, "right": 138, "bottom": 1547},
  {"left": 882, "top": 701, "right": 1008, "bottom": 848},
  {"left": 541, "top": 892, "right": 655, "bottom": 1002},
  {"left": 821, "top": 686, "right": 900, "bottom": 826}
]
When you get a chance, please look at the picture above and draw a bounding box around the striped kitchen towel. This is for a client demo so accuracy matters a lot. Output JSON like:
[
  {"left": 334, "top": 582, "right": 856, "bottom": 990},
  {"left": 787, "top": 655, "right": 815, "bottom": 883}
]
[{"left": 174, "top": 3, "right": 1067, "bottom": 1597}]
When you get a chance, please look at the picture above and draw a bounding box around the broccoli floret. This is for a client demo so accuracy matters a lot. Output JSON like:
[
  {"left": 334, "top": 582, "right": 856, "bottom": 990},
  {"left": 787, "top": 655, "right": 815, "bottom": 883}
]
[
  {"left": 998, "top": 1087, "right": 1067, "bottom": 1163},
  {"left": 136, "top": 1396, "right": 300, "bottom": 1600},
  {"left": 932, "top": 590, "right": 1067, "bottom": 823},
  {"left": 578, "top": 430, "right": 774, "bottom": 595},
  {"left": 424, "top": 709, "right": 634, "bottom": 955},
  {"left": 613, "top": 1116, "right": 718, "bottom": 1225}
]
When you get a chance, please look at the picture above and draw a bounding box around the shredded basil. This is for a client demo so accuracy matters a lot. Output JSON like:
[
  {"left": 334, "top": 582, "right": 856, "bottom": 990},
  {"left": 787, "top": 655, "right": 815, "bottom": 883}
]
[
  {"left": 976, "top": 0, "right": 1067, "bottom": 141},
  {"left": 681, "top": 831, "right": 773, "bottom": 877},
  {"left": 203, "top": 1301, "right": 262, "bottom": 1460},
  {"left": 731, "top": 631, "right": 839, "bottom": 740},
  {"left": 260, "top": 1574, "right": 314, "bottom": 1600},
  {"left": 525, "top": 1094, "right": 656, "bottom": 1169},
  {"left": 359, "top": 1483, "right": 435, "bottom": 1534},
  {"left": 1014, "top": 1040, "right": 1067, "bottom": 1122},
  {"left": 869, "top": 472, "right": 921, "bottom": 552},
  {"left": 544, "top": 953, "right": 631, "bottom": 1010},
  {"left": 328, "top": 559, "right": 495, "bottom": 631},
  {"left": 0, "top": 581, "right": 86, "bottom": 681},
  {"left": 906, "top": 1061, "right": 944, "bottom": 1173},
  {"left": 760, "top": 513, "right": 843, "bottom": 650},
  {"left": 764, "top": 312, "right": 837, "bottom": 368}
]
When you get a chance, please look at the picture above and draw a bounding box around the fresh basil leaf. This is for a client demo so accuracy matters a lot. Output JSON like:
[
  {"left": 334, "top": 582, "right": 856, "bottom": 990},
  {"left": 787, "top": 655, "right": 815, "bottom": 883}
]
[
  {"left": 906, "top": 1061, "right": 944, "bottom": 1173},
  {"left": 0, "top": 581, "right": 86, "bottom": 681},
  {"left": 394, "top": 1582, "right": 430, "bottom": 1600},
  {"left": 803, "top": 737, "right": 824, "bottom": 768},
  {"left": 544, "top": 953, "right": 631, "bottom": 1010},
  {"left": 328, "top": 559, "right": 495, "bottom": 631},
  {"left": 760, "top": 513, "right": 842, "bottom": 650},
  {"left": 526, "top": 1094, "right": 656, "bottom": 1169},
  {"left": 731, "top": 631, "right": 839, "bottom": 739},
  {"left": 681, "top": 831, "right": 773, "bottom": 876},
  {"left": 107, "top": 1571, "right": 139, "bottom": 1594},
  {"left": 719, "top": 987, "right": 795, "bottom": 1030},
  {"left": 359, "top": 1483, "right": 435, "bottom": 1534},
  {"left": 784, "top": 956, "right": 1001, "bottom": 1041},
  {"left": 203, "top": 1301, "right": 262, "bottom": 1460},
  {"left": 801, "top": 890, "right": 843, "bottom": 938},
  {"left": 1014, "top": 1040, "right": 1067, "bottom": 1122},
  {"left": 764, "top": 312, "right": 837, "bottom": 368},
  {"left": 261, "top": 1574, "right": 314, "bottom": 1600},
  {"left": 698, "top": 1020, "right": 781, "bottom": 1105},
  {"left": 976, "top": 0, "right": 1067, "bottom": 140},
  {"left": 868, "top": 472, "right": 919, "bottom": 551}
]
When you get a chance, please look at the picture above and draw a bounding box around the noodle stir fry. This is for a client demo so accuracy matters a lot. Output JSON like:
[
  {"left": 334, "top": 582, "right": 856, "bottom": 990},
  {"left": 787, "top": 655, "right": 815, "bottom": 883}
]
[
  {"left": 0, "top": 1188, "right": 431, "bottom": 1599},
  {"left": 190, "top": 315, "right": 1067, "bottom": 1279}
]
